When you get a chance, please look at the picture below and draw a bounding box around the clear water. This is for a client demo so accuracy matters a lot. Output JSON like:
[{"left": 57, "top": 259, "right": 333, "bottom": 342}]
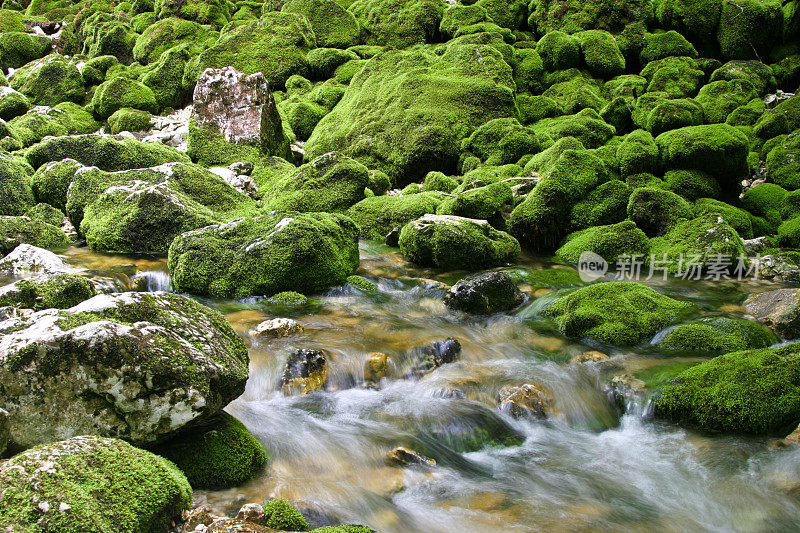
[{"left": 15, "top": 242, "right": 800, "bottom": 532}]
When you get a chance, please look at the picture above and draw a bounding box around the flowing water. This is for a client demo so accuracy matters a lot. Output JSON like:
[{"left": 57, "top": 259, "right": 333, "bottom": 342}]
[{"left": 17, "top": 243, "right": 800, "bottom": 532}]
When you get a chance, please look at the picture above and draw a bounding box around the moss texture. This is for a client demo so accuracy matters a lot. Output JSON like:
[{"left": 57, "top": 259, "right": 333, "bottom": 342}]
[{"left": 0, "top": 274, "right": 96, "bottom": 310}]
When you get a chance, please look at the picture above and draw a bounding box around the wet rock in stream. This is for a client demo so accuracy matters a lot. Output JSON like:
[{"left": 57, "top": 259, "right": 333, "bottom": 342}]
[{"left": 281, "top": 349, "right": 328, "bottom": 395}]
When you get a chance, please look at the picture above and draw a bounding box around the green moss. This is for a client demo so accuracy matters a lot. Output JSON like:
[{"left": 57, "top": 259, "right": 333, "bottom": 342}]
[
  {"left": 541, "top": 75, "right": 607, "bottom": 115},
  {"left": 617, "top": 129, "right": 657, "bottom": 177},
  {"left": 510, "top": 148, "right": 608, "bottom": 251},
  {"left": 24, "top": 202, "right": 64, "bottom": 227},
  {"left": 398, "top": 214, "right": 520, "bottom": 269},
  {"left": 575, "top": 29, "right": 625, "bottom": 78},
  {"left": 348, "top": 0, "right": 445, "bottom": 48},
  {"left": 766, "top": 132, "right": 800, "bottom": 191},
  {"left": 436, "top": 181, "right": 512, "bottom": 222},
  {"left": 556, "top": 220, "right": 649, "bottom": 263},
  {"left": 655, "top": 124, "right": 750, "bottom": 186},
  {"left": 535, "top": 30, "right": 581, "bottom": 71},
  {"left": 305, "top": 45, "right": 517, "bottom": 185},
  {"left": 154, "top": 0, "right": 230, "bottom": 27},
  {"left": 462, "top": 117, "right": 540, "bottom": 166},
  {"left": 639, "top": 30, "right": 696, "bottom": 64},
  {"left": 307, "top": 48, "right": 360, "bottom": 80},
  {"left": 716, "top": 0, "right": 782, "bottom": 60},
  {"left": 726, "top": 98, "right": 766, "bottom": 128},
  {"left": 600, "top": 95, "right": 633, "bottom": 134},
  {"left": 640, "top": 56, "right": 704, "bottom": 98},
  {"left": 568, "top": 179, "right": 631, "bottom": 230},
  {"left": 263, "top": 499, "right": 310, "bottom": 531},
  {"left": 695, "top": 79, "right": 758, "bottom": 124},
  {"left": 346, "top": 193, "right": 442, "bottom": 239},
  {"left": 0, "top": 274, "right": 96, "bottom": 310},
  {"left": 132, "top": 17, "right": 217, "bottom": 64},
  {"left": 26, "top": 134, "right": 190, "bottom": 171},
  {"left": 517, "top": 94, "right": 562, "bottom": 125},
  {"left": 693, "top": 198, "right": 754, "bottom": 239},
  {"left": 439, "top": 3, "right": 490, "bottom": 38},
  {"left": 0, "top": 215, "right": 70, "bottom": 254},
  {"left": 603, "top": 74, "right": 648, "bottom": 99},
  {"left": 527, "top": 0, "right": 653, "bottom": 35},
  {"left": 0, "top": 8, "right": 27, "bottom": 32},
  {"left": 0, "top": 152, "right": 35, "bottom": 216},
  {"left": 282, "top": 0, "right": 359, "bottom": 48},
  {"left": 311, "top": 527, "right": 372, "bottom": 533},
  {"left": 626, "top": 187, "right": 692, "bottom": 237},
  {"left": 654, "top": 0, "right": 721, "bottom": 45},
  {"left": 152, "top": 412, "right": 266, "bottom": 490},
  {"left": 664, "top": 169, "right": 721, "bottom": 201},
  {"left": 544, "top": 281, "right": 694, "bottom": 346},
  {"left": 168, "top": 212, "right": 360, "bottom": 297},
  {"left": 653, "top": 344, "right": 800, "bottom": 436},
  {"left": 81, "top": 13, "right": 138, "bottom": 64},
  {"left": 31, "top": 158, "right": 83, "bottom": 212},
  {"left": 268, "top": 291, "right": 309, "bottom": 305},
  {"left": 777, "top": 217, "right": 800, "bottom": 248},
  {"left": 421, "top": 171, "right": 458, "bottom": 193},
  {"left": 9, "top": 54, "right": 85, "bottom": 106},
  {"left": 0, "top": 31, "right": 49, "bottom": 70},
  {"left": 529, "top": 108, "right": 615, "bottom": 149},
  {"left": 0, "top": 436, "right": 192, "bottom": 533},
  {"left": 656, "top": 317, "right": 778, "bottom": 355},
  {"left": 346, "top": 274, "right": 378, "bottom": 292},
  {"left": 107, "top": 107, "right": 153, "bottom": 134},
  {"left": 641, "top": 97, "right": 704, "bottom": 136},
  {"left": 634, "top": 361, "right": 701, "bottom": 390},
  {"left": 184, "top": 12, "right": 316, "bottom": 89},
  {"left": 91, "top": 76, "right": 158, "bottom": 119},
  {"left": 710, "top": 60, "right": 777, "bottom": 94},
  {"left": 0, "top": 87, "right": 30, "bottom": 121}
]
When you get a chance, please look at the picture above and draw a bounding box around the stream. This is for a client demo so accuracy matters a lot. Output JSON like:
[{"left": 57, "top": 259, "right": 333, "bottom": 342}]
[{"left": 17, "top": 241, "right": 800, "bottom": 532}]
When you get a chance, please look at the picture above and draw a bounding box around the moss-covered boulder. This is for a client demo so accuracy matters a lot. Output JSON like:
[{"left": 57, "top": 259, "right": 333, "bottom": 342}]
[
  {"left": 716, "top": 0, "right": 782, "bottom": 60},
  {"left": 655, "top": 317, "right": 778, "bottom": 355},
  {"left": 90, "top": 76, "right": 158, "bottom": 119},
  {"left": 398, "top": 214, "right": 520, "bottom": 269},
  {"left": 154, "top": 0, "right": 230, "bottom": 27},
  {"left": 461, "top": 117, "right": 540, "bottom": 166},
  {"left": 627, "top": 187, "right": 692, "bottom": 237},
  {"left": 107, "top": 107, "right": 153, "bottom": 134},
  {"left": 26, "top": 134, "right": 190, "bottom": 171},
  {"left": 140, "top": 44, "right": 194, "bottom": 110},
  {"left": 654, "top": 0, "right": 722, "bottom": 46},
  {"left": 527, "top": 0, "right": 653, "bottom": 34},
  {"left": 639, "top": 30, "right": 697, "bottom": 64},
  {"left": 0, "top": 216, "right": 70, "bottom": 255},
  {"left": 8, "top": 104, "right": 100, "bottom": 148},
  {"left": 67, "top": 162, "right": 256, "bottom": 254},
  {"left": 640, "top": 56, "right": 705, "bottom": 97},
  {"left": 9, "top": 54, "right": 84, "bottom": 106},
  {"left": 152, "top": 411, "right": 266, "bottom": 490},
  {"left": 655, "top": 124, "right": 750, "bottom": 185},
  {"left": 0, "top": 87, "right": 30, "bottom": 121},
  {"left": 575, "top": 29, "right": 625, "bottom": 78},
  {"left": 263, "top": 499, "right": 310, "bottom": 531},
  {"left": 0, "top": 31, "right": 50, "bottom": 70},
  {"left": 261, "top": 152, "right": 368, "bottom": 212},
  {"left": 348, "top": 0, "right": 445, "bottom": 48},
  {"left": 0, "top": 291, "right": 249, "bottom": 448},
  {"left": 185, "top": 12, "right": 316, "bottom": 89},
  {"left": 30, "top": 158, "right": 83, "bottom": 212},
  {"left": 0, "top": 273, "right": 96, "bottom": 311},
  {"left": 346, "top": 193, "right": 442, "bottom": 239},
  {"left": 0, "top": 151, "right": 35, "bottom": 216},
  {"left": 132, "top": 17, "right": 217, "bottom": 65},
  {"left": 555, "top": 220, "right": 650, "bottom": 264},
  {"left": 695, "top": 79, "right": 758, "bottom": 124},
  {"left": 80, "top": 14, "right": 137, "bottom": 64},
  {"left": 0, "top": 436, "right": 192, "bottom": 532},
  {"left": 653, "top": 344, "right": 800, "bottom": 436},
  {"left": 168, "top": 212, "right": 360, "bottom": 297},
  {"left": 24, "top": 202, "right": 65, "bottom": 227},
  {"left": 305, "top": 45, "right": 517, "bottom": 184},
  {"left": 282, "top": 0, "right": 360, "bottom": 48},
  {"left": 536, "top": 30, "right": 581, "bottom": 71},
  {"left": 544, "top": 281, "right": 694, "bottom": 345},
  {"left": 766, "top": 131, "right": 800, "bottom": 190},
  {"left": 568, "top": 179, "right": 631, "bottom": 230}
]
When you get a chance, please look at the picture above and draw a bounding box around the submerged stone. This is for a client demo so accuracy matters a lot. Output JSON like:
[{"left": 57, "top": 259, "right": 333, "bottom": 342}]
[{"left": 281, "top": 348, "right": 327, "bottom": 394}]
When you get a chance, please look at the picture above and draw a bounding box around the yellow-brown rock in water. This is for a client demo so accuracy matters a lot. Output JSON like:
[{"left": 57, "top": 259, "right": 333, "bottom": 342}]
[
  {"left": 387, "top": 446, "right": 436, "bottom": 467},
  {"left": 281, "top": 349, "right": 327, "bottom": 395},
  {"left": 570, "top": 350, "right": 609, "bottom": 364},
  {"left": 364, "top": 352, "right": 390, "bottom": 383},
  {"left": 251, "top": 317, "right": 304, "bottom": 338},
  {"left": 497, "top": 384, "right": 553, "bottom": 419}
]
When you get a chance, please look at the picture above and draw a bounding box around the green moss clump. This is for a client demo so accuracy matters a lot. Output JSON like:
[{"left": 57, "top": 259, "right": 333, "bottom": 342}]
[
  {"left": 106, "top": 107, "right": 153, "bottom": 134},
  {"left": 185, "top": 12, "right": 316, "bottom": 89},
  {"left": 24, "top": 202, "right": 64, "bottom": 227},
  {"left": 0, "top": 215, "right": 71, "bottom": 254},
  {"left": 626, "top": 187, "right": 692, "bottom": 237},
  {"left": 348, "top": 0, "right": 445, "bottom": 48},
  {"left": 398, "top": 214, "right": 520, "bottom": 269},
  {"left": 0, "top": 31, "right": 50, "bottom": 70},
  {"left": 529, "top": 108, "right": 616, "bottom": 148},
  {"left": 139, "top": 45, "right": 193, "bottom": 110},
  {"left": 421, "top": 171, "right": 458, "bottom": 193},
  {"left": 263, "top": 499, "right": 310, "bottom": 531},
  {"left": 655, "top": 124, "right": 750, "bottom": 186},
  {"left": 639, "top": 30, "right": 697, "bottom": 64},
  {"left": 535, "top": 30, "right": 581, "bottom": 71},
  {"left": 269, "top": 291, "right": 309, "bottom": 305},
  {"left": 168, "top": 212, "right": 360, "bottom": 297},
  {"left": 0, "top": 274, "right": 96, "bottom": 310},
  {"left": 346, "top": 193, "right": 442, "bottom": 239},
  {"left": 132, "top": 17, "right": 217, "bottom": 65},
  {"left": 777, "top": 217, "right": 800, "bottom": 248},
  {"left": 527, "top": 0, "right": 653, "bottom": 35},
  {"left": 693, "top": 198, "right": 754, "bottom": 239},
  {"left": 305, "top": 45, "right": 517, "bottom": 185},
  {"left": 439, "top": 3, "right": 490, "bottom": 38},
  {"left": 282, "top": 0, "right": 360, "bottom": 48},
  {"left": 656, "top": 317, "right": 778, "bottom": 356},
  {"left": 653, "top": 344, "right": 800, "bottom": 436},
  {"left": 436, "top": 181, "right": 513, "bottom": 222},
  {"left": 716, "top": 0, "right": 782, "bottom": 60},
  {"left": 654, "top": 0, "right": 721, "bottom": 46},
  {"left": 640, "top": 56, "right": 705, "bottom": 97},
  {"left": 80, "top": 14, "right": 138, "bottom": 64},
  {"left": 154, "top": 0, "right": 230, "bottom": 27},
  {"left": 310, "top": 526, "right": 372, "bottom": 533},
  {"left": 152, "top": 412, "right": 266, "bottom": 490},
  {"left": 462, "top": 118, "right": 540, "bottom": 166},
  {"left": 31, "top": 158, "right": 83, "bottom": 212},
  {"left": 26, "top": 134, "right": 190, "bottom": 171},
  {"left": 9, "top": 54, "right": 85, "bottom": 106},
  {"left": 307, "top": 48, "right": 360, "bottom": 80},
  {"left": 0, "top": 87, "right": 30, "bottom": 121},
  {"left": 555, "top": 220, "right": 649, "bottom": 264},
  {"left": 664, "top": 169, "right": 721, "bottom": 201},
  {"left": 544, "top": 281, "right": 694, "bottom": 346},
  {"left": 695, "top": 79, "right": 758, "bottom": 124},
  {"left": 710, "top": 60, "right": 777, "bottom": 94},
  {"left": 0, "top": 436, "right": 192, "bottom": 532},
  {"left": 617, "top": 129, "right": 657, "bottom": 177},
  {"left": 91, "top": 76, "right": 158, "bottom": 119},
  {"left": 568, "top": 179, "right": 631, "bottom": 230},
  {"left": 346, "top": 275, "right": 378, "bottom": 292},
  {"left": 575, "top": 29, "right": 625, "bottom": 78},
  {"left": 766, "top": 132, "right": 800, "bottom": 191},
  {"left": 0, "top": 152, "right": 35, "bottom": 216},
  {"left": 541, "top": 75, "right": 607, "bottom": 115},
  {"left": 642, "top": 97, "right": 705, "bottom": 136}
]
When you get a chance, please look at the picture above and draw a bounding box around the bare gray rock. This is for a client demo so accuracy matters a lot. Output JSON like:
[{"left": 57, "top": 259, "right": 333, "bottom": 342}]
[{"left": 744, "top": 289, "right": 800, "bottom": 339}]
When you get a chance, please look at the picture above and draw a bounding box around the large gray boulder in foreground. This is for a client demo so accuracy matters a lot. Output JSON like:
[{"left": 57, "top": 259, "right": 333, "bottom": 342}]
[
  {"left": 744, "top": 288, "right": 800, "bottom": 339},
  {"left": 0, "top": 291, "right": 249, "bottom": 450}
]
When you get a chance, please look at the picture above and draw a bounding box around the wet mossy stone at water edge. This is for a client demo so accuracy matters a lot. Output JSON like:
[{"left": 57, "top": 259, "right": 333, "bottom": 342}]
[
  {"left": 0, "top": 436, "right": 192, "bottom": 532},
  {"left": 544, "top": 282, "right": 695, "bottom": 346},
  {"left": 653, "top": 344, "right": 800, "bottom": 436},
  {"left": 305, "top": 45, "right": 517, "bottom": 185},
  {"left": 444, "top": 271, "right": 525, "bottom": 314},
  {"left": 263, "top": 498, "right": 310, "bottom": 531},
  {"left": 152, "top": 411, "right": 267, "bottom": 490},
  {"left": 168, "top": 212, "right": 360, "bottom": 298},
  {"left": 655, "top": 317, "right": 778, "bottom": 356},
  {"left": 0, "top": 291, "right": 249, "bottom": 449},
  {"left": 398, "top": 214, "right": 520, "bottom": 270},
  {"left": 555, "top": 220, "right": 650, "bottom": 264},
  {"left": 0, "top": 273, "right": 96, "bottom": 310}
]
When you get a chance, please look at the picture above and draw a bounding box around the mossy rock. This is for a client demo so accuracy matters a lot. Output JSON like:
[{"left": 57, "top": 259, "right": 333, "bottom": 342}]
[
  {"left": 544, "top": 281, "right": 695, "bottom": 345},
  {"left": 346, "top": 193, "right": 442, "bottom": 239},
  {"left": 154, "top": 0, "right": 230, "bottom": 27},
  {"left": 0, "top": 436, "right": 192, "bottom": 532},
  {"left": 640, "top": 56, "right": 705, "bottom": 98},
  {"left": 693, "top": 198, "right": 754, "bottom": 239},
  {"left": 741, "top": 182, "right": 789, "bottom": 234},
  {"left": 80, "top": 14, "right": 137, "bottom": 64},
  {"left": 648, "top": 213, "right": 747, "bottom": 274},
  {"left": 655, "top": 317, "right": 778, "bottom": 356},
  {"left": 305, "top": 45, "right": 517, "bottom": 185},
  {"left": 628, "top": 184, "right": 694, "bottom": 235},
  {"left": 152, "top": 411, "right": 266, "bottom": 490},
  {"left": 9, "top": 54, "right": 84, "bottom": 106},
  {"left": 766, "top": 131, "right": 800, "bottom": 190},
  {"left": 535, "top": 30, "right": 580, "bottom": 71},
  {"left": 439, "top": 3, "right": 491, "bottom": 38},
  {"left": 695, "top": 79, "right": 758, "bottom": 124},
  {"left": 655, "top": 124, "right": 750, "bottom": 185},
  {"left": 307, "top": 47, "right": 361, "bottom": 79},
  {"left": 68, "top": 162, "right": 257, "bottom": 254},
  {"left": 617, "top": 129, "right": 658, "bottom": 177},
  {"left": 529, "top": 108, "right": 615, "bottom": 149},
  {"left": 282, "top": 0, "right": 360, "bottom": 48},
  {"left": 91, "top": 76, "right": 158, "bottom": 119},
  {"left": 0, "top": 151, "right": 35, "bottom": 216},
  {"left": 568, "top": 179, "right": 631, "bottom": 230},
  {"left": 0, "top": 273, "right": 96, "bottom": 310},
  {"left": 653, "top": 344, "right": 800, "bottom": 436},
  {"left": 421, "top": 171, "right": 458, "bottom": 193},
  {"left": 461, "top": 117, "right": 540, "bottom": 166},
  {"left": 0, "top": 31, "right": 50, "bottom": 70},
  {"left": 710, "top": 60, "right": 777, "bottom": 94},
  {"left": 527, "top": 0, "right": 653, "bottom": 34},
  {"left": 555, "top": 220, "right": 649, "bottom": 264},
  {"left": 654, "top": 0, "right": 722, "bottom": 45},
  {"left": 639, "top": 30, "right": 696, "bottom": 65},
  {"left": 261, "top": 152, "right": 369, "bottom": 212},
  {"left": 26, "top": 134, "right": 190, "bottom": 171},
  {"left": 716, "top": 0, "right": 782, "bottom": 60},
  {"left": 348, "top": 0, "right": 446, "bottom": 48},
  {"left": 132, "top": 17, "right": 218, "bottom": 65},
  {"left": 30, "top": 158, "right": 83, "bottom": 212},
  {"left": 263, "top": 499, "right": 310, "bottom": 531},
  {"left": 185, "top": 12, "right": 315, "bottom": 89},
  {"left": 24, "top": 202, "right": 65, "bottom": 227},
  {"left": 575, "top": 29, "right": 625, "bottom": 78},
  {"left": 435, "top": 181, "right": 512, "bottom": 222},
  {"left": 140, "top": 45, "right": 193, "bottom": 110},
  {"left": 107, "top": 107, "right": 153, "bottom": 134},
  {"left": 0, "top": 87, "right": 30, "bottom": 121},
  {"left": 541, "top": 76, "right": 607, "bottom": 115},
  {"left": 398, "top": 213, "right": 520, "bottom": 269},
  {"left": 168, "top": 212, "right": 360, "bottom": 297}
]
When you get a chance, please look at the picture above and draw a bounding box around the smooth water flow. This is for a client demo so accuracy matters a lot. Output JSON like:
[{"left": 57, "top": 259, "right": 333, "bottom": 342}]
[{"left": 36, "top": 243, "right": 800, "bottom": 532}]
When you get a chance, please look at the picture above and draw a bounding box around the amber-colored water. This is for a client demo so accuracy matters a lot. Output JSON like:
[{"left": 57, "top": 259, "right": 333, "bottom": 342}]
[{"left": 21, "top": 242, "right": 800, "bottom": 532}]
